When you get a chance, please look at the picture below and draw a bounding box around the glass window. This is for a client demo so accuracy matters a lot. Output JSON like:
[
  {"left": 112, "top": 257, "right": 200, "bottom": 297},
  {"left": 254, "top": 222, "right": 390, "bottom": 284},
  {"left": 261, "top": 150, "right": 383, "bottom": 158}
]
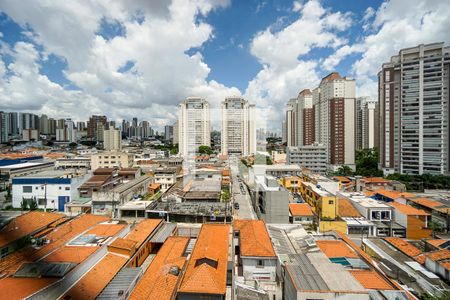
[{"left": 23, "top": 186, "right": 32, "bottom": 193}]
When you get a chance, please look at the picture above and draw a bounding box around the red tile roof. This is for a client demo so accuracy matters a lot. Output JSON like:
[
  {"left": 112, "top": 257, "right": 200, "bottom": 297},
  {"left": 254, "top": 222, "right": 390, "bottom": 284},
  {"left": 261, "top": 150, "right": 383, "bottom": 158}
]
[
  {"left": 426, "top": 249, "right": 450, "bottom": 262},
  {"left": 0, "top": 211, "right": 64, "bottom": 248},
  {"left": 388, "top": 202, "right": 429, "bottom": 216},
  {"left": 409, "top": 197, "right": 443, "bottom": 209},
  {"left": 63, "top": 253, "right": 127, "bottom": 300},
  {"left": 43, "top": 246, "right": 99, "bottom": 264},
  {"left": 234, "top": 220, "right": 276, "bottom": 257},
  {"left": 289, "top": 203, "right": 314, "bottom": 217},
  {"left": 338, "top": 199, "right": 362, "bottom": 218},
  {"left": 178, "top": 224, "right": 230, "bottom": 296},
  {"left": 85, "top": 223, "right": 126, "bottom": 237},
  {"left": 129, "top": 236, "right": 190, "bottom": 300},
  {"left": 349, "top": 270, "right": 395, "bottom": 290},
  {"left": 0, "top": 277, "right": 57, "bottom": 300},
  {"left": 384, "top": 238, "right": 422, "bottom": 257},
  {"left": 425, "top": 239, "right": 448, "bottom": 249},
  {"left": 316, "top": 240, "right": 359, "bottom": 259}
]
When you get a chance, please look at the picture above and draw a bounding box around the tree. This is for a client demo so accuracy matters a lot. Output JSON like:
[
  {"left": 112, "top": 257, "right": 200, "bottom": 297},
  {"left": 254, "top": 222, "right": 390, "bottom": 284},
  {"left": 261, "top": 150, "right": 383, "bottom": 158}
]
[
  {"left": 198, "top": 145, "right": 213, "bottom": 155},
  {"left": 336, "top": 165, "right": 353, "bottom": 176},
  {"left": 20, "top": 198, "right": 28, "bottom": 211},
  {"left": 68, "top": 142, "right": 78, "bottom": 148},
  {"left": 221, "top": 189, "right": 230, "bottom": 202},
  {"left": 355, "top": 148, "right": 383, "bottom": 177},
  {"left": 29, "top": 197, "right": 38, "bottom": 210}
]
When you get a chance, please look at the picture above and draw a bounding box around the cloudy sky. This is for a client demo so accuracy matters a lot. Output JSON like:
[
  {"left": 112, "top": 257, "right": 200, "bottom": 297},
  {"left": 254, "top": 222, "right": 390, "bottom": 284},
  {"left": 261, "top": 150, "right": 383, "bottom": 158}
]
[{"left": 0, "top": 0, "right": 449, "bottom": 131}]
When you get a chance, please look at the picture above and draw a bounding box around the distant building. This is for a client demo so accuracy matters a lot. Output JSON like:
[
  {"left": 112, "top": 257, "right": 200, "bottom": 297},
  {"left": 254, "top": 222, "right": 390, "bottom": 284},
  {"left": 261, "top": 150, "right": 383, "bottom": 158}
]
[
  {"left": 22, "top": 129, "right": 39, "bottom": 141},
  {"left": 221, "top": 97, "right": 256, "bottom": 157},
  {"left": 90, "top": 151, "right": 133, "bottom": 170},
  {"left": 87, "top": 115, "right": 107, "bottom": 139},
  {"left": 286, "top": 144, "right": 327, "bottom": 174},
  {"left": 252, "top": 175, "right": 289, "bottom": 223},
  {"left": 164, "top": 125, "right": 173, "bottom": 142},
  {"left": 103, "top": 128, "right": 122, "bottom": 151},
  {"left": 379, "top": 43, "right": 450, "bottom": 175},
  {"left": 296, "top": 89, "right": 315, "bottom": 146},
  {"left": 355, "top": 96, "right": 378, "bottom": 150},
  {"left": 178, "top": 97, "right": 210, "bottom": 157}
]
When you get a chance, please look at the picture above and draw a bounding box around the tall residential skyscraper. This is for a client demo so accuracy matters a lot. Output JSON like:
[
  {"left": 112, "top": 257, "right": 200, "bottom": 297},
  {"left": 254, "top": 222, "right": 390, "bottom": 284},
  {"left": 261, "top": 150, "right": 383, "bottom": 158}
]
[
  {"left": 220, "top": 97, "right": 256, "bottom": 157},
  {"left": 104, "top": 128, "right": 122, "bottom": 151},
  {"left": 39, "top": 114, "right": 49, "bottom": 135},
  {"left": 355, "top": 97, "right": 378, "bottom": 150},
  {"left": 178, "top": 97, "right": 210, "bottom": 157},
  {"left": 379, "top": 43, "right": 450, "bottom": 175},
  {"left": 313, "top": 72, "right": 356, "bottom": 170},
  {"left": 87, "top": 115, "right": 107, "bottom": 139},
  {"left": 0, "top": 112, "right": 9, "bottom": 143},
  {"left": 173, "top": 120, "right": 179, "bottom": 145},
  {"left": 164, "top": 125, "right": 173, "bottom": 142},
  {"left": 296, "top": 89, "right": 315, "bottom": 146},
  {"left": 284, "top": 98, "right": 297, "bottom": 147}
]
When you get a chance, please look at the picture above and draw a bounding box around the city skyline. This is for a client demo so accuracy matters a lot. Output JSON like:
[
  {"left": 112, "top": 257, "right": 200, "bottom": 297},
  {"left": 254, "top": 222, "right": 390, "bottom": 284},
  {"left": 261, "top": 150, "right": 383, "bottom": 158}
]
[{"left": 1, "top": 0, "right": 450, "bottom": 130}]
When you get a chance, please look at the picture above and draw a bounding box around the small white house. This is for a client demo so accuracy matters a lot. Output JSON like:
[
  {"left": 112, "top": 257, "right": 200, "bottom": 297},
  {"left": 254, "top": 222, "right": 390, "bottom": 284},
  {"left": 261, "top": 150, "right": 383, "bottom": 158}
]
[{"left": 12, "top": 170, "right": 90, "bottom": 211}]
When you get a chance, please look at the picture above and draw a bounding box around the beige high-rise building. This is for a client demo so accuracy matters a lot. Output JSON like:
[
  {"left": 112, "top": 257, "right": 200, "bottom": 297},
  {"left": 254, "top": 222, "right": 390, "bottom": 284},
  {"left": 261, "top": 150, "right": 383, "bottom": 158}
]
[
  {"left": 285, "top": 98, "right": 297, "bottom": 147},
  {"left": 296, "top": 89, "right": 315, "bottom": 146},
  {"left": 379, "top": 43, "right": 450, "bottom": 175},
  {"left": 313, "top": 72, "right": 356, "bottom": 170},
  {"left": 221, "top": 97, "right": 256, "bottom": 157},
  {"left": 104, "top": 128, "right": 122, "bottom": 151},
  {"left": 356, "top": 97, "right": 378, "bottom": 150},
  {"left": 178, "top": 97, "right": 211, "bottom": 157}
]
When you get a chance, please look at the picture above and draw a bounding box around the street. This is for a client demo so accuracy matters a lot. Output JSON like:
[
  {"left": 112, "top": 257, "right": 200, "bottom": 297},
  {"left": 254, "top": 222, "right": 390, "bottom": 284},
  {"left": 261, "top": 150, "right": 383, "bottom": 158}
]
[{"left": 230, "top": 159, "right": 257, "bottom": 220}]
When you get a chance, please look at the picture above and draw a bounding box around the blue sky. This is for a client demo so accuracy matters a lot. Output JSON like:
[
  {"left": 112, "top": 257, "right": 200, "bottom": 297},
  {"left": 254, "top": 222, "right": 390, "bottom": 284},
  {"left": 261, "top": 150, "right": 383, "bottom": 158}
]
[{"left": 0, "top": 0, "right": 449, "bottom": 130}]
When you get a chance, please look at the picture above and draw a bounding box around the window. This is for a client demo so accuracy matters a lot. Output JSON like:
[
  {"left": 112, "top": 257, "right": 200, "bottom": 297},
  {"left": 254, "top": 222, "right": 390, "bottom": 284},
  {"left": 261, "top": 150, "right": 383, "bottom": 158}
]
[
  {"left": 65, "top": 187, "right": 70, "bottom": 191},
  {"left": 38, "top": 198, "right": 46, "bottom": 205},
  {"left": 23, "top": 186, "right": 32, "bottom": 193},
  {"left": 328, "top": 200, "right": 334, "bottom": 205},
  {"left": 257, "top": 260, "right": 264, "bottom": 267}
]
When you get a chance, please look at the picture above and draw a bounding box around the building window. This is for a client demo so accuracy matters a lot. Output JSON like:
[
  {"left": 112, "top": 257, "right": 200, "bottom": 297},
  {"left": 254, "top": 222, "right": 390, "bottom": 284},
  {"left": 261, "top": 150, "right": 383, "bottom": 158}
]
[
  {"left": 328, "top": 200, "right": 334, "bottom": 205},
  {"left": 65, "top": 187, "right": 70, "bottom": 191},
  {"left": 23, "top": 186, "right": 32, "bottom": 193},
  {"left": 257, "top": 260, "right": 264, "bottom": 267}
]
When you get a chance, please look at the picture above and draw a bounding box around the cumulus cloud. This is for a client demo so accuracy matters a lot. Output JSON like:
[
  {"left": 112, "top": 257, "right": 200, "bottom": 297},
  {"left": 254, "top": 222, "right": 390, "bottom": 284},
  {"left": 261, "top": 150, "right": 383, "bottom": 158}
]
[{"left": 0, "top": 0, "right": 235, "bottom": 127}]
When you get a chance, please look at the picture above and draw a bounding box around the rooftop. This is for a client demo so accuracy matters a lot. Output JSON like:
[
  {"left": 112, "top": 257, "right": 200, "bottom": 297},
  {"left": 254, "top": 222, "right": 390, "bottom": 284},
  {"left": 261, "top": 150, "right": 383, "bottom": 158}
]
[
  {"left": 426, "top": 249, "right": 450, "bottom": 262},
  {"left": 129, "top": 236, "right": 190, "bottom": 300},
  {"left": 315, "top": 240, "right": 359, "bottom": 259},
  {"left": 234, "top": 220, "right": 276, "bottom": 257},
  {"left": 178, "top": 224, "right": 230, "bottom": 296},
  {"left": 43, "top": 246, "right": 99, "bottom": 264},
  {"left": 408, "top": 197, "right": 443, "bottom": 209},
  {"left": 124, "top": 219, "right": 162, "bottom": 249},
  {"left": 349, "top": 269, "right": 395, "bottom": 290},
  {"left": 0, "top": 211, "right": 64, "bottom": 249},
  {"left": 338, "top": 198, "right": 362, "bottom": 218},
  {"left": 375, "top": 189, "right": 416, "bottom": 200},
  {"left": 388, "top": 202, "right": 429, "bottom": 216},
  {"left": 361, "top": 177, "right": 390, "bottom": 184},
  {"left": 383, "top": 238, "right": 422, "bottom": 257},
  {"left": 289, "top": 203, "right": 314, "bottom": 217}
]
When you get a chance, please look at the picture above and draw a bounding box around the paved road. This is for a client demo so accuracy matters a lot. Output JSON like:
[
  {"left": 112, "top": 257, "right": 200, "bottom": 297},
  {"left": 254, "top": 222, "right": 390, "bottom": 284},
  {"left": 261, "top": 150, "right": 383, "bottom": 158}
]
[{"left": 230, "top": 159, "right": 257, "bottom": 220}]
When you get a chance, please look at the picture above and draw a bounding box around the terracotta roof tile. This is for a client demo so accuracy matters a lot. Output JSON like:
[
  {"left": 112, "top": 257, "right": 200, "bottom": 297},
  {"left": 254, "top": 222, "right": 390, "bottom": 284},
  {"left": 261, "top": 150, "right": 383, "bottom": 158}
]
[
  {"left": 440, "top": 261, "right": 450, "bottom": 270},
  {"left": 425, "top": 239, "right": 449, "bottom": 249},
  {"left": 129, "top": 236, "right": 189, "bottom": 300},
  {"left": 124, "top": 219, "right": 162, "bottom": 248},
  {"left": 409, "top": 198, "right": 443, "bottom": 209},
  {"left": 376, "top": 189, "right": 416, "bottom": 200},
  {"left": 414, "top": 254, "right": 426, "bottom": 264},
  {"left": 43, "top": 246, "right": 99, "bottom": 264},
  {"left": 234, "top": 220, "right": 276, "bottom": 257},
  {"left": 63, "top": 253, "right": 127, "bottom": 300},
  {"left": 361, "top": 177, "right": 390, "bottom": 183},
  {"left": 426, "top": 249, "right": 450, "bottom": 262},
  {"left": 349, "top": 270, "right": 395, "bottom": 290},
  {"left": 178, "top": 224, "right": 229, "bottom": 296},
  {"left": 109, "top": 238, "right": 137, "bottom": 252},
  {"left": 289, "top": 203, "right": 314, "bottom": 217},
  {"left": 0, "top": 277, "right": 57, "bottom": 300},
  {"left": 316, "top": 240, "right": 359, "bottom": 259},
  {"left": 384, "top": 238, "right": 422, "bottom": 257},
  {"left": 338, "top": 199, "right": 362, "bottom": 218},
  {"left": 0, "top": 211, "right": 64, "bottom": 248},
  {"left": 85, "top": 223, "right": 126, "bottom": 237},
  {"left": 388, "top": 202, "right": 429, "bottom": 216}
]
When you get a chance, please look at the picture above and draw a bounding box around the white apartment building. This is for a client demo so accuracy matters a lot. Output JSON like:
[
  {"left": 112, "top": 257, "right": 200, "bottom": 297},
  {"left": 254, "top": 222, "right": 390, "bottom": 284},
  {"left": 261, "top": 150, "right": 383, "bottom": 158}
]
[
  {"left": 285, "top": 98, "right": 297, "bottom": 147},
  {"left": 221, "top": 97, "right": 256, "bottom": 157},
  {"left": 296, "top": 89, "right": 314, "bottom": 146},
  {"left": 104, "top": 128, "right": 122, "bottom": 151},
  {"left": 356, "top": 97, "right": 378, "bottom": 150},
  {"left": 379, "top": 43, "right": 450, "bottom": 175},
  {"left": 286, "top": 144, "right": 327, "bottom": 174},
  {"left": 313, "top": 72, "right": 356, "bottom": 170},
  {"left": 178, "top": 97, "right": 210, "bottom": 158},
  {"left": 56, "top": 119, "right": 77, "bottom": 143}
]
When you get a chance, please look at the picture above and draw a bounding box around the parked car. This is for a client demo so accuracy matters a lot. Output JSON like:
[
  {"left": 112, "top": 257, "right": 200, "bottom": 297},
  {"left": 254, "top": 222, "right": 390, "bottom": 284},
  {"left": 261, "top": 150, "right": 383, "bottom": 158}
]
[{"left": 234, "top": 202, "right": 240, "bottom": 209}]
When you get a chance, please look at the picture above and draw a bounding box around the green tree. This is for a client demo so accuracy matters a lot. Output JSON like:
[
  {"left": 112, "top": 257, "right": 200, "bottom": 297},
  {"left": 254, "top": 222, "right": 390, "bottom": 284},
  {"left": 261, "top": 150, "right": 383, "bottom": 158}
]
[
  {"left": 29, "top": 197, "right": 38, "bottom": 210},
  {"left": 355, "top": 148, "right": 383, "bottom": 177},
  {"left": 336, "top": 165, "right": 353, "bottom": 176},
  {"left": 221, "top": 189, "right": 230, "bottom": 202},
  {"left": 68, "top": 142, "right": 78, "bottom": 148},
  {"left": 198, "top": 145, "right": 213, "bottom": 155},
  {"left": 20, "top": 198, "right": 28, "bottom": 211}
]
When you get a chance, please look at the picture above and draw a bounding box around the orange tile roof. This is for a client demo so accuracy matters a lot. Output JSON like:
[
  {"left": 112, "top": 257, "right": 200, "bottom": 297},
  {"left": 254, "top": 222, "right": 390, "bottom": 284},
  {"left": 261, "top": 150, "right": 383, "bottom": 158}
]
[
  {"left": 43, "top": 246, "right": 99, "bottom": 264},
  {"left": 85, "top": 223, "right": 126, "bottom": 237},
  {"left": 349, "top": 270, "right": 395, "bottom": 290},
  {"left": 63, "top": 253, "right": 127, "bottom": 300},
  {"left": 178, "top": 224, "right": 229, "bottom": 296},
  {"left": 409, "top": 197, "right": 443, "bottom": 209},
  {"left": 124, "top": 219, "right": 162, "bottom": 248},
  {"left": 388, "top": 202, "right": 429, "bottom": 216},
  {"left": 149, "top": 183, "right": 161, "bottom": 190},
  {"left": 0, "top": 211, "right": 64, "bottom": 248},
  {"left": 338, "top": 199, "right": 362, "bottom": 218},
  {"left": 334, "top": 176, "right": 351, "bottom": 183},
  {"left": 425, "top": 239, "right": 448, "bottom": 249},
  {"left": 414, "top": 254, "right": 426, "bottom": 264},
  {"left": 440, "top": 261, "right": 450, "bottom": 270},
  {"left": 109, "top": 238, "right": 137, "bottom": 252},
  {"left": 364, "top": 190, "right": 377, "bottom": 197},
  {"left": 316, "top": 240, "right": 359, "bottom": 259},
  {"left": 426, "top": 249, "right": 450, "bottom": 262},
  {"left": 234, "top": 220, "right": 276, "bottom": 257},
  {"left": 289, "top": 203, "right": 314, "bottom": 217},
  {"left": 384, "top": 238, "right": 422, "bottom": 257},
  {"left": 0, "top": 214, "right": 109, "bottom": 276},
  {"left": 376, "top": 189, "right": 416, "bottom": 199},
  {"left": 129, "top": 237, "right": 190, "bottom": 300},
  {"left": 361, "top": 177, "right": 390, "bottom": 184},
  {"left": 0, "top": 277, "right": 57, "bottom": 300}
]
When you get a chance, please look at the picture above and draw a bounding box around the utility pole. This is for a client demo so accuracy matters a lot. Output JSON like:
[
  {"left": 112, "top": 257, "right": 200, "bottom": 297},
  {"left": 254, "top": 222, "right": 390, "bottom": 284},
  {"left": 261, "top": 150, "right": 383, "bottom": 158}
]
[{"left": 44, "top": 182, "right": 47, "bottom": 213}]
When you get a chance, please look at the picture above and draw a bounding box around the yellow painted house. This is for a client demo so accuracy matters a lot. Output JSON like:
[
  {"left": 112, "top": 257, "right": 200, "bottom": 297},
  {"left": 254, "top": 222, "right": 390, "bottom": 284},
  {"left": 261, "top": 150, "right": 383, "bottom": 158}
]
[{"left": 279, "top": 176, "right": 302, "bottom": 193}]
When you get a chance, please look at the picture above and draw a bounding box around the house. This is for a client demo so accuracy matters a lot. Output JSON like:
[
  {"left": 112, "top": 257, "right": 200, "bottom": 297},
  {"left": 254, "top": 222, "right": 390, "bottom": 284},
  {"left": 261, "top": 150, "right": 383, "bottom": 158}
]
[
  {"left": 234, "top": 220, "right": 277, "bottom": 282},
  {"left": 177, "top": 224, "right": 230, "bottom": 300},
  {"left": 289, "top": 203, "right": 314, "bottom": 225},
  {"left": 388, "top": 202, "right": 432, "bottom": 239}
]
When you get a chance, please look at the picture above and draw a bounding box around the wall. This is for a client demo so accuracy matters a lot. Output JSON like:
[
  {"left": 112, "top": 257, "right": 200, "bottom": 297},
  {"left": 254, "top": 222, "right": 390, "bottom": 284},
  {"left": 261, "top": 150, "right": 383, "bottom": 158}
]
[
  {"left": 319, "top": 220, "right": 347, "bottom": 234},
  {"left": 241, "top": 257, "right": 277, "bottom": 282}
]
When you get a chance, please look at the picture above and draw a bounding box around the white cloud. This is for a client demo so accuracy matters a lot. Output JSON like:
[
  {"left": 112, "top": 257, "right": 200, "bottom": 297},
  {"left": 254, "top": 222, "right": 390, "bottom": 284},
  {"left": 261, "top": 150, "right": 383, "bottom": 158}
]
[
  {"left": 246, "top": 0, "right": 352, "bottom": 130},
  {"left": 0, "top": 0, "right": 235, "bottom": 127}
]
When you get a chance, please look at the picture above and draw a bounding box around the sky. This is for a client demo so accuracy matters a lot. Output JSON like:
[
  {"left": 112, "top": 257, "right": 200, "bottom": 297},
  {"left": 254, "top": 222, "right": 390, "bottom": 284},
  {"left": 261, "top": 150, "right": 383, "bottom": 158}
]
[{"left": 0, "top": 0, "right": 450, "bottom": 132}]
